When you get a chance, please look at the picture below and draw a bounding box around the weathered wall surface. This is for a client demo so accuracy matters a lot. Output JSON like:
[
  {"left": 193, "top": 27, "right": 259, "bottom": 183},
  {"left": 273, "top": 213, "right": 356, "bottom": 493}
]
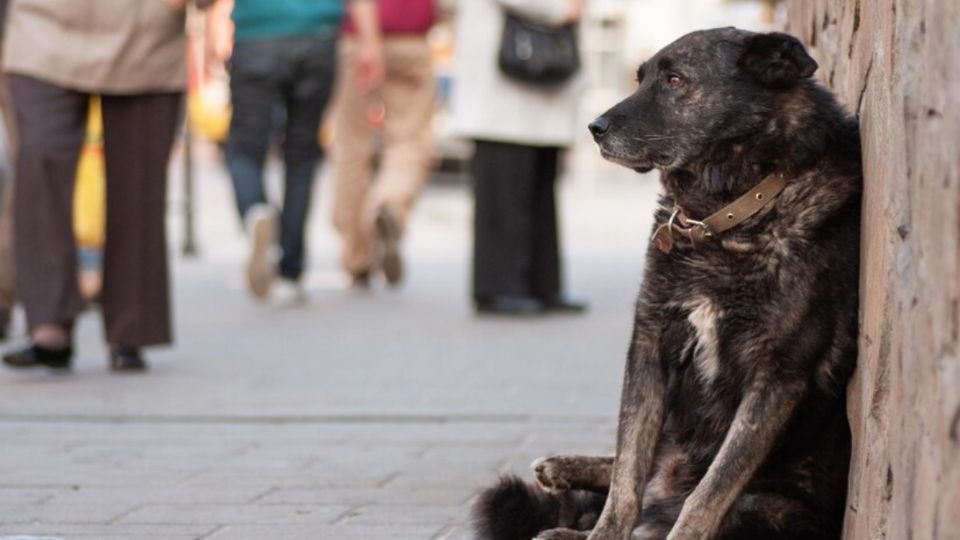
[{"left": 785, "top": 1, "right": 959, "bottom": 539}]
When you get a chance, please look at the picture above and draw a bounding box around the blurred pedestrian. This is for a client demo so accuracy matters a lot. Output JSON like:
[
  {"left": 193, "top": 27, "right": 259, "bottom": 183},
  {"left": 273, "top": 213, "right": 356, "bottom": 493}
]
[
  {"left": 453, "top": 0, "right": 587, "bottom": 315},
  {"left": 226, "top": 0, "right": 382, "bottom": 305},
  {"left": 0, "top": 0, "right": 213, "bottom": 372},
  {"left": 0, "top": 0, "right": 14, "bottom": 340},
  {"left": 331, "top": 0, "right": 436, "bottom": 289}
]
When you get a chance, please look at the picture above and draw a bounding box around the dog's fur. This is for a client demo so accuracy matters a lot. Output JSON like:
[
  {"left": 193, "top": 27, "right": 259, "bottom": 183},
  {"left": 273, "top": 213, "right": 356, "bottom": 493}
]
[{"left": 473, "top": 28, "right": 861, "bottom": 540}]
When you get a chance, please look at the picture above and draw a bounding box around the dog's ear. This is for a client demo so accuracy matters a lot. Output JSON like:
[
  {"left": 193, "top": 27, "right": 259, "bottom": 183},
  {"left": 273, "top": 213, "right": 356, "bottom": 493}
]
[{"left": 738, "top": 32, "right": 818, "bottom": 89}]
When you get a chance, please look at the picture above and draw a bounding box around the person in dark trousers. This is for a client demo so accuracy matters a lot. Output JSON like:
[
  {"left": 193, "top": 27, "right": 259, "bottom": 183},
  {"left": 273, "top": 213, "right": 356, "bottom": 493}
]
[
  {"left": 0, "top": 0, "right": 214, "bottom": 372},
  {"left": 226, "top": 0, "right": 382, "bottom": 306},
  {"left": 453, "top": 0, "right": 587, "bottom": 315}
]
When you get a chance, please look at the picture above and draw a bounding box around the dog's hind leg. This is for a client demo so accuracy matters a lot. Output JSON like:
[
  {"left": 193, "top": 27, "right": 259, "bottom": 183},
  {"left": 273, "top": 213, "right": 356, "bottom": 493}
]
[
  {"left": 533, "top": 455, "right": 614, "bottom": 493},
  {"left": 714, "top": 493, "right": 837, "bottom": 540}
]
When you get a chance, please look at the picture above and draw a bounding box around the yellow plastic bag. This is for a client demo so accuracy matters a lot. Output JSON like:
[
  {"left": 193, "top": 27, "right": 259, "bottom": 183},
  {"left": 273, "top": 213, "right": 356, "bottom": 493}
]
[{"left": 188, "top": 82, "right": 231, "bottom": 143}]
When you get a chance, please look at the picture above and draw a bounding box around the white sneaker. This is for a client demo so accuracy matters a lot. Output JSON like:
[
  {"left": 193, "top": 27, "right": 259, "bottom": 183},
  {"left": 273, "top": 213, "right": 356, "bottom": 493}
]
[
  {"left": 271, "top": 278, "right": 306, "bottom": 308},
  {"left": 244, "top": 204, "right": 278, "bottom": 299}
]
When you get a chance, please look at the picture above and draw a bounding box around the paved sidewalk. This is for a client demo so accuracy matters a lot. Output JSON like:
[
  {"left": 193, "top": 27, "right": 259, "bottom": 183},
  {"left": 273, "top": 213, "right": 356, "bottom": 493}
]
[{"left": 0, "top": 145, "right": 659, "bottom": 539}]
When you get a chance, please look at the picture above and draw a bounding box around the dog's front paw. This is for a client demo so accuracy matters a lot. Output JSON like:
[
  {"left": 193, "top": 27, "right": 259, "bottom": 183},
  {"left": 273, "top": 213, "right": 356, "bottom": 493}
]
[
  {"left": 584, "top": 527, "right": 622, "bottom": 540},
  {"left": 532, "top": 456, "right": 572, "bottom": 491},
  {"left": 582, "top": 519, "right": 631, "bottom": 540},
  {"left": 536, "top": 527, "right": 589, "bottom": 540},
  {"left": 665, "top": 520, "right": 711, "bottom": 540}
]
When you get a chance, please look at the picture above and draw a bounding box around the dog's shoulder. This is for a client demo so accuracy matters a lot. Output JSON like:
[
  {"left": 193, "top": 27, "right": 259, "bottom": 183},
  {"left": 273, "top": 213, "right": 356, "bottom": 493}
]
[{"left": 640, "top": 169, "right": 859, "bottom": 314}]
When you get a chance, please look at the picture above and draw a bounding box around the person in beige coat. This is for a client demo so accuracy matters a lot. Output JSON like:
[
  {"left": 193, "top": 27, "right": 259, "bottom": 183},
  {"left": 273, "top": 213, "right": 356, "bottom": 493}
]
[
  {"left": 0, "top": 0, "right": 212, "bottom": 372},
  {"left": 453, "top": 0, "right": 587, "bottom": 315}
]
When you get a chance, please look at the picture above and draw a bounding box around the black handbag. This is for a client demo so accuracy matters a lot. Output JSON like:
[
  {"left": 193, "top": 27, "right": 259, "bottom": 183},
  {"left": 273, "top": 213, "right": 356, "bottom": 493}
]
[{"left": 498, "top": 12, "right": 580, "bottom": 86}]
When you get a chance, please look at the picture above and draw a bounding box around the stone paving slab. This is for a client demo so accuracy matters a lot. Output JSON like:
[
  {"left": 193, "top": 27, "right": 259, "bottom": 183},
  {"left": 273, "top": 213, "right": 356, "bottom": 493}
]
[
  {"left": 0, "top": 503, "right": 133, "bottom": 525},
  {"left": 256, "top": 487, "right": 473, "bottom": 507},
  {"left": 0, "top": 524, "right": 217, "bottom": 539},
  {"left": 0, "top": 148, "right": 654, "bottom": 537},
  {"left": 46, "top": 486, "right": 273, "bottom": 507},
  {"left": 0, "top": 418, "right": 612, "bottom": 538},
  {"left": 206, "top": 524, "right": 447, "bottom": 540},
  {"left": 116, "top": 503, "right": 352, "bottom": 526}
]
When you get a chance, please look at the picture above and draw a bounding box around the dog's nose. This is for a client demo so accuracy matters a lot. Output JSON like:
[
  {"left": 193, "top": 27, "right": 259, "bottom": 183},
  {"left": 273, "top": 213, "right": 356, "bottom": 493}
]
[{"left": 588, "top": 117, "right": 610, "bottom": 139}]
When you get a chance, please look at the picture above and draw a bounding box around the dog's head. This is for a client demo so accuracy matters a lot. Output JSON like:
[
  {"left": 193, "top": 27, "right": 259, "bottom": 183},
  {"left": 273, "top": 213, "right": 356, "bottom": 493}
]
[{"left": 590, "top": 28, "right": 818, "bottom": 176}]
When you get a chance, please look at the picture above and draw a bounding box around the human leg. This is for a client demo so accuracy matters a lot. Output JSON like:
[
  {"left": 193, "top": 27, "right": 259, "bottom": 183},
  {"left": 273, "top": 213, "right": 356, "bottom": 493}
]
[
  {"left": 276, "top": 36, "right": 336, "bottom": 284},
  {"left": 471, "top": 140, "right": 541, "bottom": 311},
  {"left": 225, "top": 40, "right": 286, "bottom": 219},
  {"left": 8, "top": 77, "right": 87, "bottom": 333},
  {"left": 0, "top": 75, "right": 16, "bottom": 339},
  {"left": 330, "top": 38, "right": 376, "bottom": 282},
  {"left": 370, "top": 37, "right": 435, "bottom": 286},
  {"left": 527, "top": 147, "right": 585, "bottom": 312},
  {"left": 226, "top": 40, "right": 287, "bottom": 297},
  {"left": 2, "top": 75, "right": 88, "bottom": 368},
  {"left": 0, "top": 175, "right": 14, "bottom": 339},
  {"left": 529, "top": 147, "right": 561, "bottom": 300},
  {"left": 99, "top": 92, "right": 181, "bottom": 359},
  {"left": 373, "top": 38, "right": 434, "bottom": 228}
]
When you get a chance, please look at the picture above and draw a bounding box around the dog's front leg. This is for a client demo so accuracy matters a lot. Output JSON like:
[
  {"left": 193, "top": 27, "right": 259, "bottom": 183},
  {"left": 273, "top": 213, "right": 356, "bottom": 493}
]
[
  {"left": 667, "top": 377, "right": 807, "bottom": 540},
  {"left": 588, "top": 327, "right": 665, "bottom": 540}
]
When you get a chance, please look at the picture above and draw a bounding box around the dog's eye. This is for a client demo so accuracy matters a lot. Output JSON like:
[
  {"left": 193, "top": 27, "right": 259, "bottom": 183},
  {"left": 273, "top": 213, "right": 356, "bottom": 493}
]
[{"left": 666, "top": 74, "right": 684, "bottom": 87}]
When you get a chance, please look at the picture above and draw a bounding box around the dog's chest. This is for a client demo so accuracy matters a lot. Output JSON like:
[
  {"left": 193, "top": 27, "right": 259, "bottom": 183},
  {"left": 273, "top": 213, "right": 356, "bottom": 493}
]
[
  {"left": 680, "top": 296, "right": 724, "bottom": 383},
  {"left": 650, "top": 245, "right": 778, "bottom": 385},
  {"left": 684, "top": 296, "right": 724, "bottom": 382}
]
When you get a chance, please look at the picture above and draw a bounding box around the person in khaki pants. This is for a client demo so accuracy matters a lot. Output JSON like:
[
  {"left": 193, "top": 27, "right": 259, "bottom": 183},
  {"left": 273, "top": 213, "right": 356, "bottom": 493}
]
[
  {"left": 331, "top": 0, "right": 436, "bottom": 288},
  {"left": 1, "top": 0, "right": 213, "bottom": 372}
]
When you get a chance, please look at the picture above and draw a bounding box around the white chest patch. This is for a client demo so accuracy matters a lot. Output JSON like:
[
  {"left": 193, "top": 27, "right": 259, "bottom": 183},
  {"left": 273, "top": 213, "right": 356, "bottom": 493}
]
[{"left": 685, "top": 297, "right": 723, "bottom": 383}]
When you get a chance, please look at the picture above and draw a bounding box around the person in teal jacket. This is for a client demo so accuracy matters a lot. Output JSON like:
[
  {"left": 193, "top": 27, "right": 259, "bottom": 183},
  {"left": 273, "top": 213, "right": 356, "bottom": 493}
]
[
  {"left": 226, "top": 0, "right": 382, "bottom": 306},
  {"left": 232, "top": 0, "right": 344, "bottom": 41}
]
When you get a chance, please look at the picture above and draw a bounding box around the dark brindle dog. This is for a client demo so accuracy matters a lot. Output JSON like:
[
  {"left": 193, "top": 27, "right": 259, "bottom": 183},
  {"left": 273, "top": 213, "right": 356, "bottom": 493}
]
[{"left": 472, "top": 28, "right": 861, "bottom": 540}]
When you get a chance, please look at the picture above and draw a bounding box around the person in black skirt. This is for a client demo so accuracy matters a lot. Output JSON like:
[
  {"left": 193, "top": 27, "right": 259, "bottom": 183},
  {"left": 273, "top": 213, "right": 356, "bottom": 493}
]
[{"left": 452, "top": 0, "right": 586, "bottom": 315}]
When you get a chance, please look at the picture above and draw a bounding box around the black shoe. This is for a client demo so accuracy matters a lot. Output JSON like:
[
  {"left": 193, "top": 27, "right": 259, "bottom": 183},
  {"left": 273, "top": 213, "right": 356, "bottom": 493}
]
[
  {"left": 542, "top": 294, "right": 589, "bottom": 313},
  {"left": 350, "top": 270, "right": 371, "bottom": 290},
  {"left": 475, "top": 295, "right": 545, "bottom": 316},
  {"left": 375, "top": 207, "right": 404, "bottom": 287},
  {"left": 2, "top": 344, "right": 73, "bottom": 370},
  {"left": 110, "top": 347, "right": 148, "bottom": 372},
  {"left": 0, "top": 309, "right": 9, "bottom": 341}
]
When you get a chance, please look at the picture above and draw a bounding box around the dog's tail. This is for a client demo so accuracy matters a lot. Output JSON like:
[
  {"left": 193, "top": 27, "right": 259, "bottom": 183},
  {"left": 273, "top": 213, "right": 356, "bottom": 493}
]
[{"left": 471, "top": 475, "right": 606, "bottom": 540}]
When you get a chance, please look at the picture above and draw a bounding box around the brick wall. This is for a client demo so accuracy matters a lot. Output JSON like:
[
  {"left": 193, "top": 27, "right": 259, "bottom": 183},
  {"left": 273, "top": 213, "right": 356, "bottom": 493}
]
[{"left": 785, "top": 1, "right": 959, "bottom": 538}]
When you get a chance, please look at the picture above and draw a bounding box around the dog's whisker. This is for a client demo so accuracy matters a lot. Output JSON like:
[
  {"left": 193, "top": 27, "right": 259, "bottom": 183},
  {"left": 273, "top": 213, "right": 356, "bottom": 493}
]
[{"left": 632, "top": 135, "right": 677, "bottom": 142}]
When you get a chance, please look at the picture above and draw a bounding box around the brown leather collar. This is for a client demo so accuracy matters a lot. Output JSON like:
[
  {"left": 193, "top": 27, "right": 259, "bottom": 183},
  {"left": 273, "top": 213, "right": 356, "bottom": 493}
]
[{"left": 652, "top": 173, "right": 786, "bottom": 253}]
